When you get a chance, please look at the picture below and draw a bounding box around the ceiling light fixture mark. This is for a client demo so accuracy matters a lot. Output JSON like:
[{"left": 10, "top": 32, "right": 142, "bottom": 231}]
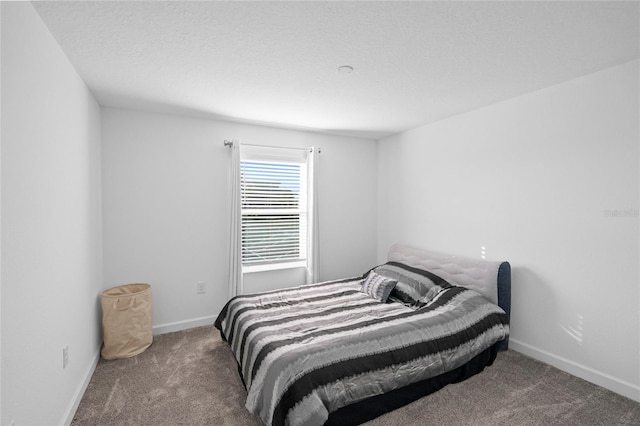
[{"left": 337, "top": 65, "right": 354, "bottom": 75}]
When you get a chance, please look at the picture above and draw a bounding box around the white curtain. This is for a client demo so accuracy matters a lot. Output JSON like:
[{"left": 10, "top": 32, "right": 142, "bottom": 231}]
[
  {"left": 228, "top": 140, "right": 243, "bottom": 298},
  {"left": 306, "top": 147, "right": 320, "bottom": 284}
]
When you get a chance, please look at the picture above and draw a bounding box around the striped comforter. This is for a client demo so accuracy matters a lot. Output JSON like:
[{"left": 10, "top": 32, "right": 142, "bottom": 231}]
[{"left": 215, "top": 273, "right": 509, "bottom": 426}]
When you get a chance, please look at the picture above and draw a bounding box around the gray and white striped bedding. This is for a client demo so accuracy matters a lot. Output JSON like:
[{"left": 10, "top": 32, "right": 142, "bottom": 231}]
[{"left": 215, "top": 264, "right": 509, "bottom": 426}]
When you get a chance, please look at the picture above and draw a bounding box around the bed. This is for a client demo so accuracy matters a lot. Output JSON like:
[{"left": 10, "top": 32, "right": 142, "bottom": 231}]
[{"left": 215, "top": 244, "right": 511, "bottom": 426}]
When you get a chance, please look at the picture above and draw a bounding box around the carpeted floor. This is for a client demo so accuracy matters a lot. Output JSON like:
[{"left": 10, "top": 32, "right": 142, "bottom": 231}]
[{"left": 72, "top": 326, "right": 640, "bottom": 426}]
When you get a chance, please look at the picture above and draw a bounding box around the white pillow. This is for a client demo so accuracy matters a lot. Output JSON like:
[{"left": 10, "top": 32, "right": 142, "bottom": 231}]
[{"left": 361, "top": 271, "right": 397, "bottom": 303}]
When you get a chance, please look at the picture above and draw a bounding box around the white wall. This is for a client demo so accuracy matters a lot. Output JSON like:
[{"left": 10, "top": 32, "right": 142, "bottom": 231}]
[
  {"left": 1, "top": 3, "right": 103, "bottom": 425},
  {"left": 3, "top": 4, "right": 635, "bottom": 423},
  {"left": 101, "top": 108, "right": 378, "bottom": 334},
  {"left": 377, "top": 60, "right": 639, "bottom": 401}
]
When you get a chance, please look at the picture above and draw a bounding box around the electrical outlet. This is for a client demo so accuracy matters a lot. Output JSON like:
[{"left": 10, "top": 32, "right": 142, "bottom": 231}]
[
  {"left": 63, "top": 345, "right": 69, "bottom": 368},
  {"left": 196, "top": 282, "right": 206, "bottom": 294}
]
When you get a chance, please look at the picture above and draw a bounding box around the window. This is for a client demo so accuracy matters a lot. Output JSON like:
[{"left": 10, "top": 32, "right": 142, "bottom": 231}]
[{"left": 240, "top": 147, "right": 309, "bottom": 270}]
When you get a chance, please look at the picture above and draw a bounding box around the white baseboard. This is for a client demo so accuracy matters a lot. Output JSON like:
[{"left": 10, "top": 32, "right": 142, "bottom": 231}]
[
  {"left": 152, "top": 315, "right": 217, "bottom": 336},
  {"left": 61, "top": 347, "right": 100, "bottom": 426},
  {"left": 509, "top": 338, "right": 640, "bottom": 403}
]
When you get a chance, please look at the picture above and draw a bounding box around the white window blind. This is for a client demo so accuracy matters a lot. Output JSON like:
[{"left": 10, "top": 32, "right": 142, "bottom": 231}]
[{"left": 240, "top": 154, "right": 308, "bottom": 266}]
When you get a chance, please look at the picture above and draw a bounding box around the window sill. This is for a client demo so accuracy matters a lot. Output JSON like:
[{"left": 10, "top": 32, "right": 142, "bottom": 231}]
[{"left": 243, "top": 261, "right": 306, "bottom": 274}]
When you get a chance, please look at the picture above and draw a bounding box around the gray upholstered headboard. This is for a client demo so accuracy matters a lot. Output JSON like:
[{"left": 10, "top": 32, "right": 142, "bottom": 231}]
[{"left": 388, "top": 244, "right": 511, "bottom": 350}]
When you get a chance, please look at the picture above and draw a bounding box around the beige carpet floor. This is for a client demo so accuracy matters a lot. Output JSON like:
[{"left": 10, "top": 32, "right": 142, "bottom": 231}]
[{"left": 72, "top": 326, "right": 640, "bottom": 425}]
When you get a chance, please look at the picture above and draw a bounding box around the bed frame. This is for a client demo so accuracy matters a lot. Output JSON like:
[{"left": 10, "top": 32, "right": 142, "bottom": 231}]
[{"left": 325, "top": 243, "right": 511, "bottom": 426}]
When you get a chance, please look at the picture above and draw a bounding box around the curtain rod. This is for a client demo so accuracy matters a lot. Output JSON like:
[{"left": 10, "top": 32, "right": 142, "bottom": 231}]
[{"left": 224, "top": 140, "right": 316, "bottom": 152}]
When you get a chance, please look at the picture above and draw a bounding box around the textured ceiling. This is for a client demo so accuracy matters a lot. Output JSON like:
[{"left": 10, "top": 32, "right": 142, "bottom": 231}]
[{"left": 33, "top": 1, "right": 639, "bottom": 140}]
